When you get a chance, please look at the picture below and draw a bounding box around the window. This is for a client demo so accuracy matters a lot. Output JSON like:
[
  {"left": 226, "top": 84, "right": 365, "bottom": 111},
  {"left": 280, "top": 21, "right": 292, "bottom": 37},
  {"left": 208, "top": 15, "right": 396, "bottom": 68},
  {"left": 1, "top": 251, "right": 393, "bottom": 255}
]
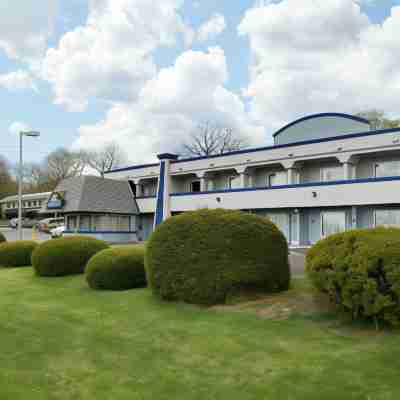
[
  {"left": 228, "top": 175, "right": 240, "bottom": 189},
  {"left": 109, "top": 215, "right": 130, "bottom": 232},
  {"left": 375, "top": 160, "right": 400, "bottom": 178},
  {"left": 375, "top": 209, "right": 400, "bottom": 227},
  {"left": 143, "top": 182, "right": 157, "bottom": 196},
  {"left": 268, "top": 174, "right": 277, "bottom": 187},
  {"left": 67, "top": 216, "right": 78, "bottom": 231},
  {"left": 321, "top": 165, "right": 343, "bottom": 182},
  {"left": 79, "top": 215, "right": 91, "bottom": 231},
  {"left": 265, "top": 212, "right": 290, "bottom": 240},
  {"left": 321, "top": 211, "right": 346, "bottom": 237},
  {"left": 191, "top": 180, "right": 201, "bottom": 192}
]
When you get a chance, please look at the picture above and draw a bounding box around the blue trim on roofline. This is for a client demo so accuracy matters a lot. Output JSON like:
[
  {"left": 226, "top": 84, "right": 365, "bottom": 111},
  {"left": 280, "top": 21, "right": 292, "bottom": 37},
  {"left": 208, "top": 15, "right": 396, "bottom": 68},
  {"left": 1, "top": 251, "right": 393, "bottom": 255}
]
[
  {"left": 272, "top": 113, "right": 371, "bottom": 138},
  {"left": 171, "top": 175, "right": 400, "bottom": 197},
  {"left": 172, "top": 127, "right": 400, "bottom": 164},
  {"left": 105, "top": 126, "right": 400, "bottom": 174},
  {"left": 64, "top": 231, "right": 137, "bottom": 234},
  {"left": 104, "top": 162, "right": 159, "bottom": 174},
  {"left": 135, "top": 195, "right": 157, "bottom": 199}
]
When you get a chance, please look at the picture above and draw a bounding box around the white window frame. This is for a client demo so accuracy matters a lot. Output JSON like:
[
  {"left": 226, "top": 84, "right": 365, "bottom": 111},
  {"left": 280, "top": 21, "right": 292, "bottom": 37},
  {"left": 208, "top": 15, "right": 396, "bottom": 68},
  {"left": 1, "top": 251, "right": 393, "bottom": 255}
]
[{"left": 321, "top": 210, "right": 346, "bottom": 238}]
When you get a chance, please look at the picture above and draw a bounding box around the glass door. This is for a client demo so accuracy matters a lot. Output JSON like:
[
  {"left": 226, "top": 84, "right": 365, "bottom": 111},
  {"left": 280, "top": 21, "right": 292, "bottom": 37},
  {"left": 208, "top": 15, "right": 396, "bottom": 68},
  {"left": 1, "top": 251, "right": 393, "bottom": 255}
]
[{"left": 321, "top": 211, "right": 346, "bottom": 238}]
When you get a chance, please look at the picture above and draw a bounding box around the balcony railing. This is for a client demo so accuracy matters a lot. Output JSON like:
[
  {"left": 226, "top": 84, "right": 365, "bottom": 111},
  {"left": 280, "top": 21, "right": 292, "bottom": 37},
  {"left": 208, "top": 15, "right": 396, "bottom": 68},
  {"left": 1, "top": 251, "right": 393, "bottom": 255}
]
[{"left": 170, "top": 176, "right": 400, "bottom": 197}]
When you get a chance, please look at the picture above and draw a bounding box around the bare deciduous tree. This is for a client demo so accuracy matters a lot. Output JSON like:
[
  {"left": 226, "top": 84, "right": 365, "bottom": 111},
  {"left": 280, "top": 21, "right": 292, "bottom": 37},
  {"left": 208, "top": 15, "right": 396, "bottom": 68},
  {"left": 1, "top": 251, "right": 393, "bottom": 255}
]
[
  {"left": 85, "top": 142, "right": 127, "bottom": 178},
  {"left": 0, "top": 156, "right": 17, "bottom": 199},
  {"left": 45, "top": 148, "right": 88, "bottom": 185},
  {"left": 182, "top": 122, "right": 248, "bottom": 157}
]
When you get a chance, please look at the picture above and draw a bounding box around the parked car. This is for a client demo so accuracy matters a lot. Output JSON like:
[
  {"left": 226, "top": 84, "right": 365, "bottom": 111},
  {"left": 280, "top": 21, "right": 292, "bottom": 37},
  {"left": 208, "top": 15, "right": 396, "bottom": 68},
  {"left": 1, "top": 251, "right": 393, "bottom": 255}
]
[
  {"left": 50, "top": 225, "right": 65, "bottom": 238},
  {"left": 9, "top": 218, "right": 38, "bottom": 228},
  {"left": 38, "top": 217, "right": 65, "bottom": 233}
]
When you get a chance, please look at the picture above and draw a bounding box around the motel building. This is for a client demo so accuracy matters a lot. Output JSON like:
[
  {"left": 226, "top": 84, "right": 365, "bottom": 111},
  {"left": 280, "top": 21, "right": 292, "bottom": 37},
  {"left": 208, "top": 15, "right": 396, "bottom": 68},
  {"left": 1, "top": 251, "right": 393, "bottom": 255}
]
[{"left": 44, "top": 113, "right": 400, "bottom": 246}]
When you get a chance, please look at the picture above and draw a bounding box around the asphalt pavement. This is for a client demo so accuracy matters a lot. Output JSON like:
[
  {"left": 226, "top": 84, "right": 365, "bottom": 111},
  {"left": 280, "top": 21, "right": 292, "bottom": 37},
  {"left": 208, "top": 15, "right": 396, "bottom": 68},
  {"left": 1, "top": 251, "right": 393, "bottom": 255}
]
[{"left": 0, "top": 227, "right": 50, "bottom": 242}]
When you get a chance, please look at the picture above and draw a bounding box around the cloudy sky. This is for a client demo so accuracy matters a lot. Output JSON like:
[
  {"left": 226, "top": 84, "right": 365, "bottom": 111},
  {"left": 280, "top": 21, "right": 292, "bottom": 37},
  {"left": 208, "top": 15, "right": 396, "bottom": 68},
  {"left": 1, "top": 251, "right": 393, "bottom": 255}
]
[{"left": 0, "top": 0, "right": 399, "bottom": 164}]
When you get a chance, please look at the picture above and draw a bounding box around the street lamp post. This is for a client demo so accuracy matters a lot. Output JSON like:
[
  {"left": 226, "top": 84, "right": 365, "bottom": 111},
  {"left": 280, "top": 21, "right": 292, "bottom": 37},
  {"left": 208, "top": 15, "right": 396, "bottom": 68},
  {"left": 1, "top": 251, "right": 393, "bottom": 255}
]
[{"left": 18, "top": 130, "right": 40, "bottom": 241}]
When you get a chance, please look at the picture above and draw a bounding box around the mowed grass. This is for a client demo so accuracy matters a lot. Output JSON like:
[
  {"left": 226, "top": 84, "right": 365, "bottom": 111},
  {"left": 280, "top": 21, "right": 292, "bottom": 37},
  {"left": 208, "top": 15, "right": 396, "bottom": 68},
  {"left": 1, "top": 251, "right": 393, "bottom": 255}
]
[{"left": 1, "top": 268, "right": 400, "bottom": 400}]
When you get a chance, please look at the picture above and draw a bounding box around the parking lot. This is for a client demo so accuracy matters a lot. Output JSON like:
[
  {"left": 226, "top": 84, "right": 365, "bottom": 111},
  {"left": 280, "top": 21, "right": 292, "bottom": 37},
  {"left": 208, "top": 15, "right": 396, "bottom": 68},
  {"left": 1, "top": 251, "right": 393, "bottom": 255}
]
[{"left": 0, "top": 227, "right": 50, "bottom": 242}]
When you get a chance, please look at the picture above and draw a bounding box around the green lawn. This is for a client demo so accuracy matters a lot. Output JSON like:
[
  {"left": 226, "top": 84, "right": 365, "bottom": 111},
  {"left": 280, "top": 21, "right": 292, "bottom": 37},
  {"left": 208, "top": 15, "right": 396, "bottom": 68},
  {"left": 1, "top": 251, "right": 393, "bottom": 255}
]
[{"left": 1, "top": 268, "right": 400, "bottom": 400}]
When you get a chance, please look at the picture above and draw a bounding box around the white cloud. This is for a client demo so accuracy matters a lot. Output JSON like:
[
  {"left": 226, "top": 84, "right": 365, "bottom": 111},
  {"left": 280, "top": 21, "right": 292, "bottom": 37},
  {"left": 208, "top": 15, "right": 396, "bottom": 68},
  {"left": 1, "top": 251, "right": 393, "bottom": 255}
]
[
  {"left": 239, "top": 0, "right": 400, "bottom": 132},
  {"left": 0, "top": 70, "right": 38, "bottom": 92},
  {"left": 41, "top": 0, "right": 191, "bottom": 111},
  {"left": 0, "top": 0, "right": 56, "bottom": 63},
  {"left": 76, "top": 47, "right": 264, "bottom": 162},
  {"left": 197, "top": 13, "right": 227, "bottom": 43},
  {"left": 9, "top": 121, "right": 32, "bottom": 135}
]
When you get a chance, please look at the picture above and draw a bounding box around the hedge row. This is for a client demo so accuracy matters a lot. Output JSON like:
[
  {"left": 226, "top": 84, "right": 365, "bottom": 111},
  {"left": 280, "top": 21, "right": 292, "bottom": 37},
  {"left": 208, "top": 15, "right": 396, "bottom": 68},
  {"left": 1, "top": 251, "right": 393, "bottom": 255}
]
[
  {"left": 306, "top": 227, "right": 400, "bottom": 327},
  {"left": 145, "top": 208, "right": 290, "bottom": 305},
  {"left": 0, "top": 241, "right": 38, "bottom": 267},
  {"left": 0, "top": 232, "right": 6, "bottom": 244},
  {"left": 32, "top": 236, "right": 109, "bottom": 277},
  {"left": 86, "top": 245, "right": 146, "bottom": 290}
]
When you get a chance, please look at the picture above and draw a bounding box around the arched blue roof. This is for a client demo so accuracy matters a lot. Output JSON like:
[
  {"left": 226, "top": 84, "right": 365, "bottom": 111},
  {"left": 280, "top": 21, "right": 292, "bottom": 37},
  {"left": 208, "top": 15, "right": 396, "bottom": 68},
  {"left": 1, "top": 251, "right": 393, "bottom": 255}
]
[{"left": 273, "top": 113, "right": 370, "bottom": 137}]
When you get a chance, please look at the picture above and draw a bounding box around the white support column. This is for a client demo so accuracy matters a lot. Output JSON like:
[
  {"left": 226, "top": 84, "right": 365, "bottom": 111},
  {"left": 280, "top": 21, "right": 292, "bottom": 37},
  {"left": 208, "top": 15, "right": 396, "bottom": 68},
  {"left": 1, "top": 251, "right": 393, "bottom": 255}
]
[
  {"left": 343, "top": 162, "right": 354, "bottom": 180},
  {"left": 154, "top": 153, "right": 178, "bottom": 228},
  {"left": 200, "top": 177, "right": 207, "bottom": 192}
]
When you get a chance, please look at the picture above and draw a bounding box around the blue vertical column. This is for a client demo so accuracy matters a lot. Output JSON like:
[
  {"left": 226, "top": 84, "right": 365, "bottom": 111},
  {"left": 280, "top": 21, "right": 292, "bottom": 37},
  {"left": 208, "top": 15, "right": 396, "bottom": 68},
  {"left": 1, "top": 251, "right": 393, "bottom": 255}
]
[{"left": 154, "top": 153, "right": 178, "bottom": 228}]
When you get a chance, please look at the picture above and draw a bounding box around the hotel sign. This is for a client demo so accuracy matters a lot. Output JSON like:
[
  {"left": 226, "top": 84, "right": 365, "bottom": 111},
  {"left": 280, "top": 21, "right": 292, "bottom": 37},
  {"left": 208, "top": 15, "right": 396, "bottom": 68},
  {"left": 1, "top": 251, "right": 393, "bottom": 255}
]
[{"left": 47, "top": 192, "right": 65, "bottom": 210}]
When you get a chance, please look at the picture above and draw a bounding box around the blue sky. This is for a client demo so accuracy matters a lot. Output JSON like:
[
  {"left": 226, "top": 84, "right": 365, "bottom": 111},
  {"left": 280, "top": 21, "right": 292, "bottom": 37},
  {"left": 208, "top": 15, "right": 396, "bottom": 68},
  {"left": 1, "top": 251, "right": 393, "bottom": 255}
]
[{"left": 0, "top": 0, "right": 400, "bottom": 165}]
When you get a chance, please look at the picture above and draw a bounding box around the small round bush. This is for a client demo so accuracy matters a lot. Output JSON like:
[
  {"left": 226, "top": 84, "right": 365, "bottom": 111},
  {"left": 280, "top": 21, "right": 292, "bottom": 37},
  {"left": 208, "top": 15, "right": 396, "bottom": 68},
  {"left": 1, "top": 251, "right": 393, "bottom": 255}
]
[
  {"left": 86, "top": 245, "right": 146, "bottom": 290},
  {"left": 0, "top": 240, "right": 38, "bottom": 267},
  {"left": 32, "top": 236, "right": 109, "bottom": 277},
  {"left": 0, "top": 232, "right": 6, "bottom": 243},
  {"left": 306, "top": 227, "right": 400, "bottom": 327},
  {"left": 145, "top": 209, "right": 290, "bottom": 305}
]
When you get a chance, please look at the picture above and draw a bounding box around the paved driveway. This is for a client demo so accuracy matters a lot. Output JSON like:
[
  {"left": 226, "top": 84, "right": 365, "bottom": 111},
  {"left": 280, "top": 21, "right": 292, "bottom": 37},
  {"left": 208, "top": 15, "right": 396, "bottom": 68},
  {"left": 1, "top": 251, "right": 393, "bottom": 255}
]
[
  {"left": 0, "top": 227, "right": 50, "bottom": 242},
  {"left": 289, "top": 249, "right": 307, "bottom": 276}
]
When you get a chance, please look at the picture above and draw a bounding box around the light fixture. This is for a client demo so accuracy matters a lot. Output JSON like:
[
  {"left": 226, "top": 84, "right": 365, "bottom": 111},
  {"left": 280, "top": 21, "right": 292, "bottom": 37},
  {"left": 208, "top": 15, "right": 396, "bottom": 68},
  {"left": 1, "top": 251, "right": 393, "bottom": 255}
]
[{"left": 22, "top": 130, "right": 40, "bottom": 137}]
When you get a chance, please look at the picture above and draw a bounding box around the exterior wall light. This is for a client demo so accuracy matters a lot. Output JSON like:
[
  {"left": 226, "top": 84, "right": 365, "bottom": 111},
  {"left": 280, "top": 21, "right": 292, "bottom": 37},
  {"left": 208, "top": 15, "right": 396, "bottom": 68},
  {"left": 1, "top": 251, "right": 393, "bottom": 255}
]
[
  {"left": 216, "top": 197, "right": 221, "bottom": 203},
  {"left": 312, "top": 191, "right": 317, "bottom": 198}
]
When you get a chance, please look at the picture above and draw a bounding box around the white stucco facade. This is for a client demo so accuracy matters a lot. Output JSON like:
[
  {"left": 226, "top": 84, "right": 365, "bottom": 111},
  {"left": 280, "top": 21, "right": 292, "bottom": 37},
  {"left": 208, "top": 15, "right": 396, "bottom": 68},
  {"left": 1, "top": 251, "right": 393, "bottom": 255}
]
[{"left": 105, "top": 113, "right": 400, "bottom": 246}]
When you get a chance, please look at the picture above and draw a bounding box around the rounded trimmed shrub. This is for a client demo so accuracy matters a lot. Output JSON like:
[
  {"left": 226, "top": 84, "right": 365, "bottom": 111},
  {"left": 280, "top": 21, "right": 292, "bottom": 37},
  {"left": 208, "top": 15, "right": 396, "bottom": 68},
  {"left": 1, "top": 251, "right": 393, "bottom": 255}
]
[
  {"left": 32, "top": 236, "right": 109, "bottom": 277},
  {"left": 306, "top": 227, "right": 400, "bottom": 327},
  {"left": 0, "top": 232, "right": 6, "bottom": 243},
  {"left": 86, "top": 245, "right": 146, "bottom": 290},
  {"left": 0, "top": 240, "right": 38, "bottom": 267},
  {"left": 145, "top": 209, "right": 290, "bottom": 305}
]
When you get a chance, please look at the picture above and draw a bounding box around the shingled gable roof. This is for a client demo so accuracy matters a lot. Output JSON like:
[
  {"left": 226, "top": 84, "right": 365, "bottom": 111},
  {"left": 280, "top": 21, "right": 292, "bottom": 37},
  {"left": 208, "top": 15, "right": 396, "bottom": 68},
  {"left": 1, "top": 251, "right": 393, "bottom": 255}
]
[{"left": 43, "top": 176, "right": 139, "bottom": 214}]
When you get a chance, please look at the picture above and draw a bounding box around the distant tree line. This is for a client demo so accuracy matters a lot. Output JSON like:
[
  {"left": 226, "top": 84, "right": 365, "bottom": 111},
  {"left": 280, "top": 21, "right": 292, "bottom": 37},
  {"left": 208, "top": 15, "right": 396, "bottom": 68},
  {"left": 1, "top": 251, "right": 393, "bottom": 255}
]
[{"left": 0, "top": 142, "right": 127, "bottom": 200}]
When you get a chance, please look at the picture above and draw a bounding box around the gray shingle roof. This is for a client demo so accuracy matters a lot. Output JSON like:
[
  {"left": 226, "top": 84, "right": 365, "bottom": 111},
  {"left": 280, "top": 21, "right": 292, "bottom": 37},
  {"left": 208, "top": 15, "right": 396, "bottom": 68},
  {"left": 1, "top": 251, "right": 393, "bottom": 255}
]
[{"left": 42, "top": 176, "right": 139, "bottom": 214}]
